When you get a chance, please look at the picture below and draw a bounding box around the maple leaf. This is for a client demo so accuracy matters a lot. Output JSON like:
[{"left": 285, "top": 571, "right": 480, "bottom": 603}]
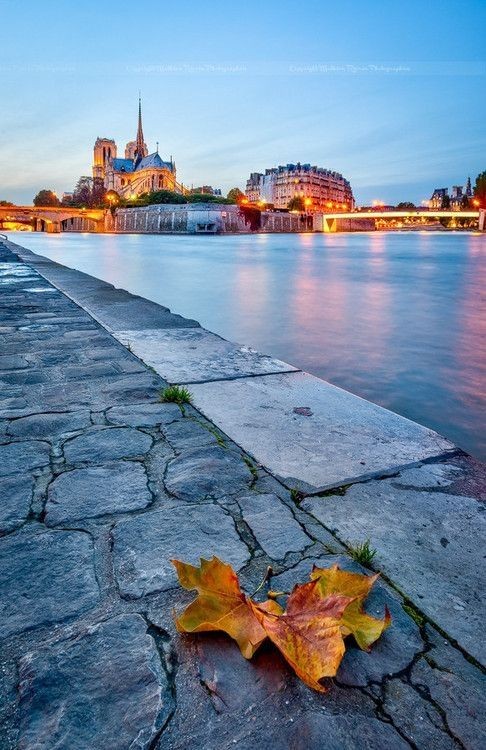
[
  {"left": 172, "top": 556, "right": 278, "bottom": 658},
  {"left": 250, "top": 579, "right": 354, "bottom": 692},
  {"left": 310, "top": 564, "right": 391, "bottom": 651}
]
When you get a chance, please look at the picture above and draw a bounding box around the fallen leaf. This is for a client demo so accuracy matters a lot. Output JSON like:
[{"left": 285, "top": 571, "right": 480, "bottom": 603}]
[
  {"left": 172, "top": 557, "right": 271, "bottom": 658},
  {"left": 311, "top": 564, "right": 391, "bottom": 650},
  {"left": 251, "top": 579, "right": 354, "bottom": 692}
]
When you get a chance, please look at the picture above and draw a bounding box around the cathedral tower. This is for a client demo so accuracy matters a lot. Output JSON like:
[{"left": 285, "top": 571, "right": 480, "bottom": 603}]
[{"left": 93, "top": 138, "right": 117, "bottom": 179}]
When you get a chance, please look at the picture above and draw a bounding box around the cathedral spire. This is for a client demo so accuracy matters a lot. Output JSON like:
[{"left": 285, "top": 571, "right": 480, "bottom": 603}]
[{"left": 135, "top": 94, "right": 146, "bottom": 161}]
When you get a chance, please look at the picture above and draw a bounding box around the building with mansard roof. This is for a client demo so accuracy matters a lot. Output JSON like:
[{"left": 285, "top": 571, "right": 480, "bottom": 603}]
[{"left": 92, "top": 99, "right": 180, "bottom": 199}]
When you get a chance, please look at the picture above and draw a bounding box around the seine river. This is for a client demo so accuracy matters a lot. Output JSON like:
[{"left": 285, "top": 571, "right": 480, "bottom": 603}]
[{"left": 10, "top": 230, "right": 486, "bottom": 460}]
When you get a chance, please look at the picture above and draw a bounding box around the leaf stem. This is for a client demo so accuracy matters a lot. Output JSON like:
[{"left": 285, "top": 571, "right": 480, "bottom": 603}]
[{"left": 250, "top": 566, "right": 273, "bottom": 597}]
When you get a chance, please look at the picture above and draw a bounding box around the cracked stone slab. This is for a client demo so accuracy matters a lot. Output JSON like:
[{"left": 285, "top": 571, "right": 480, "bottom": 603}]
[
  {"left": 113, "top": 327, "right": 298, "bottom": 384},
  {"left": 190, "top": 371, "right": 454, "bottom": 492},
  {"left": 18, "top": 614, "right": 173, "bottom": 750},
  {"left": 383, "top": 679, "right": 460, "bottom": 749},
  {"left": 63, "top": 427, "right": 152, "bottom": 464},
  {"left": 410, "top": 626, "right": 486, "bottom": 750},
  {"left": 165, "top": 445, "right": 253, "bottom": 501},
  {"left": 0, "top": 440, "right": 50, "bottom": 477},
  {"left": 237, "top": 493, "right": 311, "bottom": 559},
  {"left": 303, "top": 466, "right": 486, "bottom": 664},
  {"left": 46, "top": 462, "right": 152, "bottom": 525},
  {"left": 0, "top": 475, "right": 33, "bottom": 533},
  {"left": 270, "top": 555, "right": 423, "bottom": 687},
  {"left": 0, "top": 530, "right": 99, "bottom": 638},
  {"left": 7, "top": 410, "right": 91, "bottom": 439},
  {"left": 112, "top": 502, "right": 250, "bottom": 598}
]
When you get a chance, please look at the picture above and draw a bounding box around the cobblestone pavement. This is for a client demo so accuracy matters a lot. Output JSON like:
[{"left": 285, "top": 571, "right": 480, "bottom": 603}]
[{"left": 0, "top": 240, "right": 485, "bottom": 750}]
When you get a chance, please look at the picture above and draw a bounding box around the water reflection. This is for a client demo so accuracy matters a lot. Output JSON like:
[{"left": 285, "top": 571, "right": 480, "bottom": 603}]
[{"left": 9, "top": 230, "right": 486, "bottom": 459}]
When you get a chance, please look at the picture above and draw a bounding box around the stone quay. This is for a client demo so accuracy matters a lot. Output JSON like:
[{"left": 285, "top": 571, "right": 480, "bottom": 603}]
[{"left": 0, "top": 236, "right": 484, "bottom": 749}]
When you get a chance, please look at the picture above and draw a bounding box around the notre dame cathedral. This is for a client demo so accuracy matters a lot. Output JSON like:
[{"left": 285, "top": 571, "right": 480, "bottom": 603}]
[{"left": 92, "top": 99, "right": 180, "bottom": 199}]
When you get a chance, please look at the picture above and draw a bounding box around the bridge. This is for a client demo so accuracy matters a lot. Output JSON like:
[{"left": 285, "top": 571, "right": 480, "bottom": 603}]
[
  {"left": 315, "top": 209, "right": 481, "bottom": 232},
  {"left": 0, "top": 206, "right": 108, "bottom": 233}
]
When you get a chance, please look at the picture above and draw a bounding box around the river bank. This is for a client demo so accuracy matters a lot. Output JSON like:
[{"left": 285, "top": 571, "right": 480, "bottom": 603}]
[{"left": 1, "top": 236, "right": 485, "bottom": 749}]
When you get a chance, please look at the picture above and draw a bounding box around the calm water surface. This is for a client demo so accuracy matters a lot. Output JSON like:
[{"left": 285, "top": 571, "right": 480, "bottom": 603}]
[{"left": 9, "top": 230, "right": 486, "bottom": 459}]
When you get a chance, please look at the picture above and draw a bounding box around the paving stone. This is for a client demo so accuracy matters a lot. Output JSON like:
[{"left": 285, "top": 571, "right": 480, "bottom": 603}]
[
  {"left": 391, "top": 462, "right": 463, "bottom": 489},
  {"left": 46, "top": 462, "right": 152, "bottom": 525},
  {"left": 106, "top": 402, "right": 182, "bottom": 427},
  {"left": 8, "top": 410, "right": 91, "bottom": 439},
  {"left": 0, "top": 530, "right": 99, "bottom": 638},
  {"left": 190, "top": 371, "right": 454, "bottom": 492},
  {"left": 409, "top": 627, "right": 486, "bottom": 750},
  {"left": 0, "top": 475, "right": 33, "bottom": 533},
  {"left": 112, "top": 502, "right": 250, "bottom": 598},
  {"left": 63, "top": 427, "right": 152, "bottom": 464},
  {"left": 303, "top": 471, "right": 486, "bottom": 664},
  {"left": 382, "top": 679, "right": 459, "bottom": 749},
  {"left": 164, "top": 445, "right": 253, "bottom": 501},
  {"left": 114, "top": 327, "right": 298, "bottom": 383},
  {"left": 0, "top": 440, "right": 50, "bottom": 477},
  {"left": 162, "top": 417, "right": 221, "bottom": 451},
  {"left": 237, "top": 493, "right": 311, "bottom": 559},
  {"left": 270, "top": 555, "right": 423, "bottom": 687},
  {"left": 281, "top": 712, "right": 410, "bottom": 750},
  {"left": 18, "top": 614, "right": 173, "bottom": 750},
  {"left": 0, "top": 355, "right": 28, "bottom": 371}
]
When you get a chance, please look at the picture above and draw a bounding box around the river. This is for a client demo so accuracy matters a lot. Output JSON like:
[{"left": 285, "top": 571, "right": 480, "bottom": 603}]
[{"left": 8, "top": 230, "right": 486, "bottom": 460}]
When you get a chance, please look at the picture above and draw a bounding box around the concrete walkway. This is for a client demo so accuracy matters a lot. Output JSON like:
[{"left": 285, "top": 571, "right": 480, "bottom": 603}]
[{"left": 1, "top": 237, "right": 485, "bottom": 750}]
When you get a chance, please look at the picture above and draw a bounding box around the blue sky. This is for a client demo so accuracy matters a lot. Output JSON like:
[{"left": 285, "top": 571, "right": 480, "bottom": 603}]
[{"left": 1, "top": 0, "right": 484, "bottom": 205}]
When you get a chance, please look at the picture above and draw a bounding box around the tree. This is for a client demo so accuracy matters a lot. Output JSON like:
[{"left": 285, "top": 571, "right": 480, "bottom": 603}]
[
  {"left": 0, "top": 200, "right": 14, "bottom": 206},
  {"left": 460, "top": 194, "right": 470, "bottom": 209},
  {"left": 396, "top": 201, "right": 416, "bottom": 210},
  {"left": 227, "top": 187, "right": 245, "bottom": 203},
  {"left": 33, "top": 190, "right": 60, "bottom": 207},
  {"left": 473, "top": 170, "right": 486, "bottom": 208},
  {"left": 441, "top": 194, "right": 451, "bottom": 210},
  {"left": 288, "top": 196, "right": 306, "bottom": 211},
  {"left": 72, "top": 176, "right": 94, "bottom": 207},
  {"left": 146, "top": 190, "right": 187, "bottom": 205}
]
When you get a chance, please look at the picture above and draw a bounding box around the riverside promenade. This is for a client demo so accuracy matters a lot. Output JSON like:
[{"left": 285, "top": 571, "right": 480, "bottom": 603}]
[{"left": 1, "top": 236, "right": 485, "bottom": 750}]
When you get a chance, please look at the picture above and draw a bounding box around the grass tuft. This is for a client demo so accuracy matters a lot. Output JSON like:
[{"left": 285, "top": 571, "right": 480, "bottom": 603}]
[
  {"left": 347, "top": 539, "right": 377, "bottom": 567},
  {"left": 160, "top": 385, "right": 193, "bottom": 405},
  {"left": 290, "top": 488, "right": 304, "bottom": 504}
]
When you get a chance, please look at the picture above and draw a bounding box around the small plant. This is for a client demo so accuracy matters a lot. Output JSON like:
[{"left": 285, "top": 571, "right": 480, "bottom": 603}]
[
  {"left": 290, "top": 488, "right": 304, "bottom": 503},
  {"left": 348, "top": 539, "right": 377, "bottom": 567},
  {"left": 160, "top": 385, "right": 193, "bottom": 405},
  {"left": 243, "top": 456, "right": 258, "bottom": 479}
]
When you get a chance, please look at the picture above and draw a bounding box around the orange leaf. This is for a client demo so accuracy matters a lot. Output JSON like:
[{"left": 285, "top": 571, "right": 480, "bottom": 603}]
[
  {"left": 250, "top": 579, "right": 354, "bottom": 692},
  {"left": 172, "top": 557, "right": 269, "bottom": 658},
  {"left": 311, "top": 564, "right": 391, "bottom": 650}
]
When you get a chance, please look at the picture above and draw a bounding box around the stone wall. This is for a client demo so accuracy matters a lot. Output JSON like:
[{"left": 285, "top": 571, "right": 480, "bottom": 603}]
[{"left": 112, "top": 204, "right": 304, "bottom": 234}]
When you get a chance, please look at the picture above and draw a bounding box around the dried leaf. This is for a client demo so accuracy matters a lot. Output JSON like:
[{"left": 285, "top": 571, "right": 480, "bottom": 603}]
[
  {"left": 311, "top": 564, "right": 391, "bottom": 650},
  {"left": 250, "top": 579, "right": 354, "bottom": 692},
  {"left": 172, "top": 557, "right": 269, "bottom": 658}
]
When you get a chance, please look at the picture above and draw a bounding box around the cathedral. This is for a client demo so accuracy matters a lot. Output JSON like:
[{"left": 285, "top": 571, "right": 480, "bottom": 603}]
[{"left": 92, "top": 99, "right": 179, "bottom": 199}]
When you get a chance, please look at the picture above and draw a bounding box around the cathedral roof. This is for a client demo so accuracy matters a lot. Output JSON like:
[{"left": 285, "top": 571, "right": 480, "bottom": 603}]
[
  {"left": 112, "top": 158, "right": 134, "bottom": 173},
  {"left": 135, "top": 152, "right": 173, "bottom": 171}
]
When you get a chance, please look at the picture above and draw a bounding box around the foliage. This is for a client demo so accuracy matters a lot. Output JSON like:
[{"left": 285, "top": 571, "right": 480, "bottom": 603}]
[
  {"left": 33, "top": 189, "right": 60, "bottom": 207},
  {"left": 288, "top": 196, "right": 306, "bottom": 211},
  {"left": 440, "top": 194, "right": 451, "bottom": 210},
  {"left": 473, "top": 170, "right": 486, "bottom": 207},
  {"left": 173, "top": 556, "right": 390, "bottom": 692},
  {"left": 395, "top": 202, "right": 416, "bottom": 210},
  {"left": 146, "top": 190, "right": 187, "bottom": 205},
  {"left": 460, "top": 194, "right": 470, "bottom": 209},
  {"left": 239, "top": 205, "right": 261, "bottom": 230},
  {"left": 160, "top": 385, "right": 193, "bottom": 405},
  {"left": 187, "top": 192, "right": 232, "bottom": 204},
  {"left": 347, "top": 539, "right": 377, "bottom": 566},
  {"left": 0, "top": 200, "right": 14, "bottom": 206},
  {"left": 227, "top": 187, "right": 245, "bottom": 203}
]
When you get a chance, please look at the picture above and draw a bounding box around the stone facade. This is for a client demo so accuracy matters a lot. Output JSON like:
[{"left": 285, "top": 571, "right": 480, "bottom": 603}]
[
  {"left": 112, "top": 204, "right": 305, "bottom": 234},
  {"left": 246, "top": 162, "right": 354, "bottom": 211}
]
